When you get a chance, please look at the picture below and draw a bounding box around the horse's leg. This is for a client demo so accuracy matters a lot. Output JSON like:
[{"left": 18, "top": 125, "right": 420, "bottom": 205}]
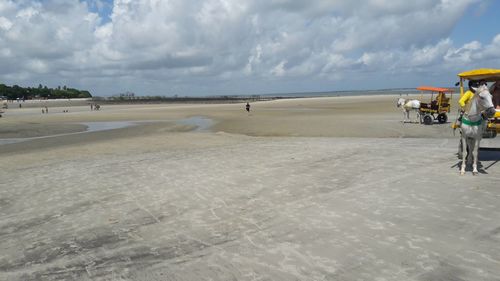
[
  {"left": 466, "top": 138, "right": 474, "bottom": 165},
  {"left": 457, "top": 134, "right": 463, "bottom": 159},
  {"left": 472, "top": 138, "right": 480, "bottom": 175},
  {"left": 460, "top": 135, "right": 467, "bottom": 175}
]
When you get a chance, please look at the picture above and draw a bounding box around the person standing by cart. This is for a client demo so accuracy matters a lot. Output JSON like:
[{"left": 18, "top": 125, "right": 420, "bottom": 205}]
[
  {"left": 455, "top": 80, "right": 486, "bottom": 128},
  {"left": 490, "top": 81, "right": 500, "bottom": 109}
]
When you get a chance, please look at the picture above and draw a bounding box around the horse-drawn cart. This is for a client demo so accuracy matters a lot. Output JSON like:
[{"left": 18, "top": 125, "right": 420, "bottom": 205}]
[
  {"left": 457, "top": 69, "right": 500, "bottom": 138},
  {"left": 417, "top": 86, "right": 453, "bottom": 125}
]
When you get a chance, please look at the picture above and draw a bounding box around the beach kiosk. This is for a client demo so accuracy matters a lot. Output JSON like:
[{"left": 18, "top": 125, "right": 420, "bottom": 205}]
[{"left": 457, "top": 69, "right": 500, "bottom": 138}]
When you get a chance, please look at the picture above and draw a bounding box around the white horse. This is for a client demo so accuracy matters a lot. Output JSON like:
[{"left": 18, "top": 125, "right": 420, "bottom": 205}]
[
  {"left": 459, "top": 84, "right": 496, "bottom": 175},
  {"left": 397, "top": 97, "right": 421, "bottom": 123}
]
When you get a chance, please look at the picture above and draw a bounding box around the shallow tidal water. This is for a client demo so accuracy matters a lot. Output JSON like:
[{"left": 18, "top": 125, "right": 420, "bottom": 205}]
[{"left": 0, "top": 117, "right": 215, "bottom": 146}]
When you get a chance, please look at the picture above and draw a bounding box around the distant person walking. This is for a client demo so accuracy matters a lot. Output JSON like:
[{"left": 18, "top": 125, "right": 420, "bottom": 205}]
[
  {"left": 245, "top": 102, "right": 250, "bottom": 113},
  {"left": 90, "top": 103, "right": 93, "bottom": 111}
]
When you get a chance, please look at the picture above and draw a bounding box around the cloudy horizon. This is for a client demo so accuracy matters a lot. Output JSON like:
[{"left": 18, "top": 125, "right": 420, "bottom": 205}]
[{"left": 0, "top": 0, "right": 499, "bottom": 97}]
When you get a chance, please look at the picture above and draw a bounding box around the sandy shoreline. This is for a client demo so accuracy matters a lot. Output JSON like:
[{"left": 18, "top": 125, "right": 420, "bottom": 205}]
[
  {"left": 0, "top": 94, "right": 459, "bottom": 140},
  {"left": 1, "top": 95, "right": 500, "bottom": 280}
]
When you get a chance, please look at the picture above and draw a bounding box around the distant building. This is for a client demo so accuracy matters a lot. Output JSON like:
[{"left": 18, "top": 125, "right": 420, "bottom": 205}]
[{"left": 112, "top": 91, "right": 136, "bottom": 100}]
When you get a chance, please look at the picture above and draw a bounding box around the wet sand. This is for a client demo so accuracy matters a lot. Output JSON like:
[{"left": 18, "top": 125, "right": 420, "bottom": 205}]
[
  {"left": 1, "top": 95, "right": 500, "bottom": 280},
  {"left": 0, "top": 95, "right": 460, "bottom": 139}
]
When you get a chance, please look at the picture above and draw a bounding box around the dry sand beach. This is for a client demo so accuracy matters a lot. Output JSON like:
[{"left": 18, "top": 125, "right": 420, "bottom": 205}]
[{"left": 1, "top": 95, "right": 500, "bottom": 280}]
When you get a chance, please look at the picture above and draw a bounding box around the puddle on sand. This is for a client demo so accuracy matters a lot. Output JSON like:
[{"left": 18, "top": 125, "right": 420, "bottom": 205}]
[
  {"left": 0, "top": 121, "right": 136, "bottom": 145},
  {"left": 82, "top": 121, "right": 136, "bottom": 133},
  {"left": 0, "top": 118, "right": 215, "bottom": 145},
  {"left": 176, "top": 116, "right": 215, "bottom": 132}
]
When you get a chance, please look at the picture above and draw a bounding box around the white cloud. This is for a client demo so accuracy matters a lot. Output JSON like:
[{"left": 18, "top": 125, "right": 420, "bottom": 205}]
[
  {"left": 0, "top": 0, "right": 498, "bottom": 95},
  {"left": 410, "top": 39, "right": 453, "bottom": 67},
  {"left": 444, "top": 41, "right": 481, "bottom": 65},
  {"left": 0, "top": 0, "right": 16, "bottom": 14},
  {"left": 473, "top": 34, "right": 500, "bottom": 63},
  {"left": 271, "top": 60, "right": 287, "bottom": 77},
  {"left": 26, "top": 59, "right": 49, "bottom": 74},
  {"left": 0, "top": 16, "right": 12, "bottom": 29},
  {"left": 358, "top": 52, "right": 395, "bottom": 69}
]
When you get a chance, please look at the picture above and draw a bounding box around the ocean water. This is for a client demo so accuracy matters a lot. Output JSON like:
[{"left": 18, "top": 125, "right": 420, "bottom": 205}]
[
  {"left": 258, "top": 88, "right": 459, "bottom": 98},
  {"left": 258, "top": 89, "right": 414, "bottom": 98}
]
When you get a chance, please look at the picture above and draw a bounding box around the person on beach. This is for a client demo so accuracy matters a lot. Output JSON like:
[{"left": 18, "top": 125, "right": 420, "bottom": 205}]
[
  {"left": 490, "top": 81, "right": 500, "bottom": 109},
  {"left": 245, "top": 102, "right": 251, "bottom": 113},
  {"left": 455, "top": 80, "right": 486, "bottom": 127}
]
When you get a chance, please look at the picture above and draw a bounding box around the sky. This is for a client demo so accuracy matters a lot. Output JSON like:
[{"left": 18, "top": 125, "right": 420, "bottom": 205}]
[{"left": 0, "top": 0, "right": 499, "bottom": 97}]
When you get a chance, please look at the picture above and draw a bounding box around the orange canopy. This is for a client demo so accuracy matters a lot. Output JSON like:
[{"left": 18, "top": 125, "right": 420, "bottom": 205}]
[{"left": 417, "top": 86, "right": 453, "bottom": 92}]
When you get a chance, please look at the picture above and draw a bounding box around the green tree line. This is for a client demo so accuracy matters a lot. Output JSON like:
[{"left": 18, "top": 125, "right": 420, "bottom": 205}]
[{"left": 0, "top": 83, "right": 92, "bottom": 100}]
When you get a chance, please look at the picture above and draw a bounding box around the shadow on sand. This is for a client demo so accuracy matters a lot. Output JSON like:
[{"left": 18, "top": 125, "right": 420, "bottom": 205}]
[
  {"left": 479, "top": 148, "right": 500, "bottom": 171},
  {"left": 451, "top": 148, "right": 500, "bottom": 174}
]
